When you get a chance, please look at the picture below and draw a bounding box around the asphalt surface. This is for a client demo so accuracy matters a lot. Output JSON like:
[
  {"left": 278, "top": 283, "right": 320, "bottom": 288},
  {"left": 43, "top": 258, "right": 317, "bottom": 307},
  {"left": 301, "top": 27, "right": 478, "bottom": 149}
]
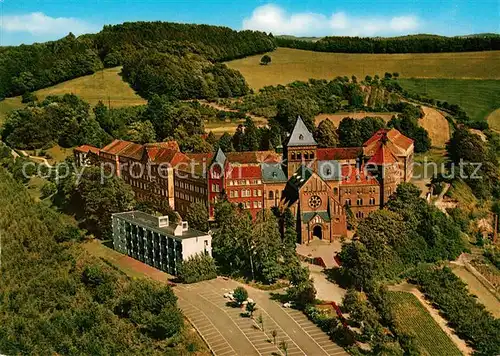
[{"left": 175, "top": 278, "right": 348, "bottom": 356}]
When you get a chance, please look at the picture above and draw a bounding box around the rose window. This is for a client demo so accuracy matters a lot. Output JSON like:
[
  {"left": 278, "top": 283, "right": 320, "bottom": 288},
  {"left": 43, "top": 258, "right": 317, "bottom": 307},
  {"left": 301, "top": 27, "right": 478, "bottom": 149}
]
[{"left": 308, "top": 195, "right": 322, "bottom": 209}]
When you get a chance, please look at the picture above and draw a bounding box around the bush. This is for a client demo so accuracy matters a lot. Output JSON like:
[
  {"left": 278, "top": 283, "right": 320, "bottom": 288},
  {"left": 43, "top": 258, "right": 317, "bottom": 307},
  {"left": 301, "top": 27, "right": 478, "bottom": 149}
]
[
  {"left": 41, "top": 181, "right": 57, "bottom": 199},
  {"left": 148, "top": 304, "right": 184, "bottom": 339},
  {"left": 21, "top": 91, "right": 38, "bottom": 103},
  {"left": 260, "top": 55, "right": 271, "bottom": 65},
  {"left": 233, "top": 286, "right": 248, "bottom": 305},
  {"left": 178, "top": 253, "right": 217, "bottom": 283}
]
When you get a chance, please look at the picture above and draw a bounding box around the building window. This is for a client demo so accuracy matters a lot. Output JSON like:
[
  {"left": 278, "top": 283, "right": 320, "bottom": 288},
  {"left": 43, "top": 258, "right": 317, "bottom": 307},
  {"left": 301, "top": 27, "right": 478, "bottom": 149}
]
[
  {"left": 297, "top": 152, "right": 302, "bottom": 160},
  {"left": 357, "top": 198, "right": 363, "bottom": 206},
  {"left": 258, "top": 189, "right": 262, "bottom": 197},
  {"left": 333, "top": 187, "right": 338, "bottom": 195},
  {"left": 291, "top": 152, "right": 296, "bottom": 160},
  {"left": 345, "top": 199, "right": 351, "bottom": 206},
  {"left": 304, "top": 152, "right": 309, "bottom": 159},
  {"left": 253, "top": 201, "right": 258, "bottom": 208},
  {"left": 370, "top": 197, "right": 375, "bottom": 205},
  {"left": 269, "top": 191, "right": 274, "bottom": 200},
  {"left": 299, "top": 134, "right": 304, "bottom": 140},
  {"left": 310, "top": 152, "right": 314, "bottom": 159}
]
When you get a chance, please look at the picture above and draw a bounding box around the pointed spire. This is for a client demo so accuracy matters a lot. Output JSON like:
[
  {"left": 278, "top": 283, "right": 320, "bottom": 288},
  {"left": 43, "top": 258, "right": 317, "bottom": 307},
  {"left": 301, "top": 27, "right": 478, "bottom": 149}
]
[
  {"left": 213, "top": 147, "right": 227, "bottom": 166},
  {"left": 287, "top": 116, "right": 317, "bottom": 147}
]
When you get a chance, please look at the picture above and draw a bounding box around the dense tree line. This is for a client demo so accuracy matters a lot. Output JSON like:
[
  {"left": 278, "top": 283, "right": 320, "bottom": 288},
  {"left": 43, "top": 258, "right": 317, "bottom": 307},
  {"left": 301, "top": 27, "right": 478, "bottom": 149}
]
[
  {"left": 388, "top": 102, "right": 432, "bottom": 152},
  {"left": 2, "top": 94, "right": 111, "bottom": 149},
  {"left": 411, "top": 266, "right": 500, "bottom": 356},
  {"left": 122, "top": 51, "right": 250, "bottom": 100},
  {"left": 94, "top": 22, "right": 276, "bottom": 64},
  {"left": 0, "top": 22, "right": 276, "bottom": 99},
  {"left": 211, "top": 200, "right": 300, "bottom": 284},
  {"left": 0, "top": 34, "right": 102, "bottom": 98},
  {"left": 444, "top": 127, "right": 500, "bottom": 199},
  {"left": 0, "top": 167, "right": 201, "bottom": 354},
  {"left": 277, "top": 34, "right": 500, "bottom": 54},
  {"left": 339, "top": 183, "right": 466, "bottom": 291}
]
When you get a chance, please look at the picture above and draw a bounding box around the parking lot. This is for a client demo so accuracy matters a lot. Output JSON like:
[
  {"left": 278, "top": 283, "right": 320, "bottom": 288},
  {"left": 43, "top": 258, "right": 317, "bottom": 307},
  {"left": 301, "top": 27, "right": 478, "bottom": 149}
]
[{"left": 175, "top": 278, "right": 348, "bottom": 356}]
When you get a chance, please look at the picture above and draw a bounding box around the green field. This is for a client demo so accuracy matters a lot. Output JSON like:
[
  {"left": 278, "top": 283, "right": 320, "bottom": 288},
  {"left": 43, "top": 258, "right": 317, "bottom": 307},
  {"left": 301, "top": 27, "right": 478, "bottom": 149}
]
[
  {"left": 388, "top": 291, "right": 462, "bottom": 356},
  {"left": 399, "top": 78, "right": 500, "bottom": 124},
  {"left": 227, "top": 47, "right": 500, "bottom": 90},
  {"left": 0, "top": 67, "right": 146, "bottom": 126}
]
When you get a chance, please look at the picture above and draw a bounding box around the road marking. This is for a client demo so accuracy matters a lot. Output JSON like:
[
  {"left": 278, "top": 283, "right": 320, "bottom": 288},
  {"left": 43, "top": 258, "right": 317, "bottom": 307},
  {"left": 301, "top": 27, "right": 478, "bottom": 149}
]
[
  {"left": 196, "top": 291, "right": 265, "bottom": 356},
  {"left": 278, "top": 304, "right": 348, "bottom": 356},
  {"left": 177, "top": 295, "right": 237, "bottom": 356}
]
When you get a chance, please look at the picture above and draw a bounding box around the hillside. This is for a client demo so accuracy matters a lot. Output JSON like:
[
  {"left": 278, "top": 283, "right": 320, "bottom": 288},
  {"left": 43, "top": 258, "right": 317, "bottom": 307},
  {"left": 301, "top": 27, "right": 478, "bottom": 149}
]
[
  {"left": 0, "top": 22, "right": 276, "bottom": 99},
  {"left": 398, "top": 78, "right": 500, "bottom": 123},
  {"left": 0, "top": 67, "right": 145, "bottom": 125},
  {"left": 226, "top": 48, "right": 500, "bottom": 90}
]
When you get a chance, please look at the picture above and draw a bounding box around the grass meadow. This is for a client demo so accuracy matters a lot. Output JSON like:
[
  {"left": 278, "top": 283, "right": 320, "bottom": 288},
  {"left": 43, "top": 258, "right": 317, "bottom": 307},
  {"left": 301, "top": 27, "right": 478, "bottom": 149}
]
[
  {"left": 227, "top": 47, "right": 500, "bottom": 90},
  {"left": 0, "top": 67, "right": 146, "bottom": 125},
  {"left": 398, "top": 78, "right": 500, "bottom": 124}
]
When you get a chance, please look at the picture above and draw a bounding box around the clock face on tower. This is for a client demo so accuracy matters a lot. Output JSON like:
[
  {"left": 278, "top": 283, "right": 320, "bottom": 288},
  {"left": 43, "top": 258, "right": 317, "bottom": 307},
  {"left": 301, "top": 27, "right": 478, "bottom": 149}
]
[{"left": 308, "top": 195, "right": 322, "bottom": 209}]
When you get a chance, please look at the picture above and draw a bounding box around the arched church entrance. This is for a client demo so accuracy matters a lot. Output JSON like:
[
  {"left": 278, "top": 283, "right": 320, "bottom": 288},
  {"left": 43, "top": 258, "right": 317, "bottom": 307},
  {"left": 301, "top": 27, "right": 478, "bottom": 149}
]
[{"left": 312, "top": 225, "right": 323, "bottom": 240}]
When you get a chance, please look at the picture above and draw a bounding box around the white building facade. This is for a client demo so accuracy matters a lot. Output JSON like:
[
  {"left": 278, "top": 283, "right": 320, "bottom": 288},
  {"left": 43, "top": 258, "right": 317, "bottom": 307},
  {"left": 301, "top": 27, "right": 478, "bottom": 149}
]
[{"left": 112, "top": 211, "right": 212, "bottom": 275}]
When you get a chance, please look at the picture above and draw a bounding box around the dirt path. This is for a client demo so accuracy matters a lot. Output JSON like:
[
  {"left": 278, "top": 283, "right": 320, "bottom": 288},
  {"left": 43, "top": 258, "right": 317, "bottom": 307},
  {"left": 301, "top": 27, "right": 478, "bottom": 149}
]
[
  {"left": 419, "top": 106, "right": 451, "bottom": 148},
  {"left": 449, "top": 257, "right": 500, "bottom": 318},
  {"left": 389, "top": 283, "right": 473, "bottom": 355}
]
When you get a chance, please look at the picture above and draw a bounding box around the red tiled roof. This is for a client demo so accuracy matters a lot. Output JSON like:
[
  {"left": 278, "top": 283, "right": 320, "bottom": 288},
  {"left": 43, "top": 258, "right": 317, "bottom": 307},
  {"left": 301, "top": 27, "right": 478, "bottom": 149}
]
[
  {"left": 186, "top": 152, "right": 214, "bottom": 162},
  {"left": 145, "top": 141, "right": 179, "bottom": 152},
  {"left": 317, "top": 147, "right": 362, "bottom": 161},
  {"left": 74, "top": 145, "right": 100, "bottom": 154},
  {"left": 367, "top": 142, "right": 398, "bottom": 166},
  {"left": 226, "top": 151, "right": 280, "bottom": 164},
  {"left": 363, "top": 128, "right": 413, "bottom": 156},
  {"left": 340, "top": 165, "right": 379, "bottom": 186},
  {"left": 226, "top": 165, "right": 262, "bottom": 179},
  {"left": 119, "top": 142, "right": 144, "bottom": 160},
  {"left": 101, "top": 139, "right": 135, "bottom": 155}
]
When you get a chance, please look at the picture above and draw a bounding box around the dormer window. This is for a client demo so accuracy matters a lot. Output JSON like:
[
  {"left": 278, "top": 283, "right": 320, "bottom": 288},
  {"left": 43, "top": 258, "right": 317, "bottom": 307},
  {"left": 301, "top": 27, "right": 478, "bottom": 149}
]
[
  {"left": 299, "top": 134, "right": 304, "bottom": 140},
  {"left": 272, "top": 172, "right": 277, "bottom": 178}
]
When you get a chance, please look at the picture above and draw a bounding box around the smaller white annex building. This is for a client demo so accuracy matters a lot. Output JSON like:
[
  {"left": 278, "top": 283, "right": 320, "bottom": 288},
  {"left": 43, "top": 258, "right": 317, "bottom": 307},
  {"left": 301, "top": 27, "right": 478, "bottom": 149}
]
[{"left": 112, "top": 211, "right": 212, "bottom": 275}]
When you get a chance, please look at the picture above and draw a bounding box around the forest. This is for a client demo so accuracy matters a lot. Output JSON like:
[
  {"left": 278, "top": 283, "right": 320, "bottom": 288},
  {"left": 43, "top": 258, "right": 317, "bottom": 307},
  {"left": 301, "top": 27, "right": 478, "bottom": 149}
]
[
  {"left": 277, "top": 34, "right": 500, "bottom": 53},
  {"left": 0, "top": 22, "right": 276, "bottom": 99},
  {"left": 0, "top": 166, "right": 204, "bottom": 354}
]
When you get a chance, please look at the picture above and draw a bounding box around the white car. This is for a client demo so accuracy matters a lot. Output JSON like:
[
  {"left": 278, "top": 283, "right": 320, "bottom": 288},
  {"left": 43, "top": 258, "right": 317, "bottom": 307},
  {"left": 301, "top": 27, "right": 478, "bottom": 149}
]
[
  {"left": 247, "top": 298, "right": 254, "bottom": 304},
  {"left": 283, "top": 302, "right": 292, "bottom": 308}
]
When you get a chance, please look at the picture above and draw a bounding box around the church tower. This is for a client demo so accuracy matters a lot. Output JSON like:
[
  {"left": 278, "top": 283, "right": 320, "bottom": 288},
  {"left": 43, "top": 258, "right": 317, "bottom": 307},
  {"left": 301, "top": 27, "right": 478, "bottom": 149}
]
[{"left": 286, "top": 116, "right": 317, "bottom": 178}]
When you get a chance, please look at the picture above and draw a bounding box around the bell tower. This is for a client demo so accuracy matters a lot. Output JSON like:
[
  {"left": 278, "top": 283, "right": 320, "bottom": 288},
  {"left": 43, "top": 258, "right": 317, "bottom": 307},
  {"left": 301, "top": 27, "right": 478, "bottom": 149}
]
[{"left": 286, "top": 116, "right": 317, "bottom": 178}]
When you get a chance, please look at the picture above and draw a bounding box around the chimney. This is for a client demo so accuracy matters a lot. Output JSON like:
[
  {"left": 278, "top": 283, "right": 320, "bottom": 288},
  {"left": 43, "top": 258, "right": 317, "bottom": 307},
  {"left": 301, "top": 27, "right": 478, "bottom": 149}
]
[{"left": 157, "top": 216, "right": 169, "bottom": 228}]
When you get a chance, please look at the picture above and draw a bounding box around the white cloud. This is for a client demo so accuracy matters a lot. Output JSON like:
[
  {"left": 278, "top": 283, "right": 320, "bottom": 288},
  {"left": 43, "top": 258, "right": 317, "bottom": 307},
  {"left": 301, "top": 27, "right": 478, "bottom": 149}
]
[
  {"left": 1, "top": 12, "right": 96, "bottom": 36},
  {"left": 243, "top": 4, "right": 421, "bottom": 37}
]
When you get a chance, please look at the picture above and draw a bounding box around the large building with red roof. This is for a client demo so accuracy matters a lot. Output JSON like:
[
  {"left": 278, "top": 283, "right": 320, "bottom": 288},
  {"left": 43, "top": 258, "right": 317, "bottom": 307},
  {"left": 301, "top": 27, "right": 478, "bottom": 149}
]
[{"left": 74, "top": 117, "right": 413, "bottom": 245}]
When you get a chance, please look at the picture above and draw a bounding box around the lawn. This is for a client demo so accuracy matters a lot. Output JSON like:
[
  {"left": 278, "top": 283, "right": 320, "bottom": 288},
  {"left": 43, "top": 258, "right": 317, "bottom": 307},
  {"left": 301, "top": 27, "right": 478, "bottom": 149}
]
[
  {"left": 388, "top": 291, "right": 462, "bottom": 356},
  {"left": 0, "top": 96, "right": 23, "bottom": 126},
  {"left": 398, "top": 78, "right": 500, "bottom": 123},
  {"left": 226, "top": 47, "right": 500, "bottom": 90},
  {"left": 0, "top": 67, "right": 146, "bottom": 126},
  {"left": 413, "top": 147, "right": 447, "bottom": 180},
  {"left": 33, "top": 67, "right": 146, "bottom": 107}
]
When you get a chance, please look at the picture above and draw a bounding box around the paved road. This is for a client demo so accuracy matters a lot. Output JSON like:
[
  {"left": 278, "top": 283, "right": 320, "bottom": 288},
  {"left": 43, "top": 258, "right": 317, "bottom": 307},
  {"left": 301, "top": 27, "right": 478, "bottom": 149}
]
[
  {"left": 84, "top": 241, "right": 348, "bottom": 356},
  {"left": 175, "top": 278, "right": 348, "bottom": 356}
]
